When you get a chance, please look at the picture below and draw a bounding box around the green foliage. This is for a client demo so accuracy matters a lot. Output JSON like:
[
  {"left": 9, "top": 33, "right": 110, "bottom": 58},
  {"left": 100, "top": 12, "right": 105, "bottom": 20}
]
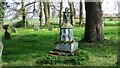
[
  {"left": 14, "top": 20, "right": 29, "bottom": 28},
  {"left": 36, "top": 51, "right": 89, "bottom": 65},
  {"left": 14, "top": 21, "right": 23, "bottom": 28}
]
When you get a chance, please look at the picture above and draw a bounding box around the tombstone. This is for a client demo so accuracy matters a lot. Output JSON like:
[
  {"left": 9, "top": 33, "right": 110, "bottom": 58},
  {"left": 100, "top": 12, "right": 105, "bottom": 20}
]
[
  {"left": 34, "top": 23, "right": 40, "bottom": 31},
  {"left": 11, "top": 27, "right": 17, "bottom": 33},
  {"left": 48, "top": 24, "right": 54, "bottom": 31},
  {"left": 0, "top": 42, "right": 3, "bottom": 67},
  {"left": 49, "top": 7, "right": 78, "bottom": 56}
]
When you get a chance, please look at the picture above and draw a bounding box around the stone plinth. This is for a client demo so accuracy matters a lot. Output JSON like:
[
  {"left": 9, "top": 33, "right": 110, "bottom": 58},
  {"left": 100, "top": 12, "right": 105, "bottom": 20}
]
[{"left": 54, "top": 41, "right": 78, "bottom": 53}]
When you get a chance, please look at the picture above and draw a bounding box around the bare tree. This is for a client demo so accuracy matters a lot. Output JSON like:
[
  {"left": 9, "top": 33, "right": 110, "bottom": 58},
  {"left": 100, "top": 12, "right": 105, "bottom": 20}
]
[
  {"left": 59, "top": 0, "right": 63, "bottom": 28},
  {"left": 68, "top": 1, "right": 75, "bottom": 25},
  {"left": 0, "top": 2, "right": 5, "bottom": 24},
  {"left": 5, "top": 0, "right": 39, "bottom": 27},
  {"left": 43, "top": 0, "right": 50, "bottom": 26},
  {"left": 39, "top": 0, "right": 43, "bottom": 26},
  {"left": 79, "top": 0, "right": 83, "bottom": 26},
  {"left": 21, "top": 0, "right": 26, "bottom": 27}
]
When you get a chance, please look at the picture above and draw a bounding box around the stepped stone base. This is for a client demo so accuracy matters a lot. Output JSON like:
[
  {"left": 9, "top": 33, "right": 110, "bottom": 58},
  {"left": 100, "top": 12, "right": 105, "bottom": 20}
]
[
  {"left": 49, "top": 49, "right": 78, "bottom": 56},
  {"left": 54, "top": 41, "right": 78, "bottom": 53}
]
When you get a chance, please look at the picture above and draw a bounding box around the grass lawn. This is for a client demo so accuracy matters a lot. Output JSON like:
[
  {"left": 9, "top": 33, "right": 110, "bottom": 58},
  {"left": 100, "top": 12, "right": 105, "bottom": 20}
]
[{"left": 2, "top": 26, "right": 119, "bottom": 66}]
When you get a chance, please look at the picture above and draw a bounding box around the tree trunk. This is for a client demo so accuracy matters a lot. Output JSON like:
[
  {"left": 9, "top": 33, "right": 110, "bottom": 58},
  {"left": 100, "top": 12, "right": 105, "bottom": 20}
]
[
  {"left": 96, "top": 2, "right": 104, "bottom": 41},
  {"left": 47, "top": 1, "right": 50, "bottom": 26},
  {"left": 81, "top": 1, "right": 104, "bottom": 42},
  {"left": 0, "top": 2, "right": 4, "bottom": 24},
  {"left": 39, "top": 0, "right": 42, "bottom": 26},
  {"left": 43, "top": 0, "right": 50, "bottom": 26},
  {"left": 22, "top": 0, "right": 26, "bottom": 27},
  {"left": 59, "top": 0, "right": 63, "bottom": 28},
  {"left": 68, "top": 1, "right": 75, "bottom": 25},
  {"left": 79, "top": 0, "right": 83, "bottom": 27}
]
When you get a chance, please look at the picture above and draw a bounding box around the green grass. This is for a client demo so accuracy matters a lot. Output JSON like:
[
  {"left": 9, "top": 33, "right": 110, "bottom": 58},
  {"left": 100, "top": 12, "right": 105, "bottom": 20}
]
[{"left": 2, "top": 26, "right": 119, "bottom": 66}]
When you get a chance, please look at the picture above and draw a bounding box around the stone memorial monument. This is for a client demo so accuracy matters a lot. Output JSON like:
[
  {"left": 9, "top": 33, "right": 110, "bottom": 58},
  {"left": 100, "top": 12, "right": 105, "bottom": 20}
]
[{"left": 49, "top": 7, "right": 78, "bottom": 56}]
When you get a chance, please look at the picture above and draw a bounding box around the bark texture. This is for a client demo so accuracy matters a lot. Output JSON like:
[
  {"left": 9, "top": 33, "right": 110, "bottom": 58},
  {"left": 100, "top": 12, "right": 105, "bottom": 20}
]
[
  {"left": 82, "top": 1, "right": 104, "bottom": 42},
  {"left": 22, "top": 0, "right": 26, "bottom": 27},
  {"left": 68, "top": 1, "right": 75, "bottom": 25},
  {"left": 59, "top": 0, "right": 63, "bottom": 28},
  {"left": 43, "top": 0, "right": 50, "bottom": 26},
  {"left": 39, "top": 0, "right": 43, "bottom": 26}
]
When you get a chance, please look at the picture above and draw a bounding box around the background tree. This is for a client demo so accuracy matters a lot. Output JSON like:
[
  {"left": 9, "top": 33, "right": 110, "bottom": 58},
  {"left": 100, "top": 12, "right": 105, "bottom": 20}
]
[
  {"left": 21, "top": 0, "right": 26, "bottom": 27},
  {"left": 0, "top": 2, "right": 5, "bottom": 24},
  {"left": 39, "top": 0, "right": 43, "bottom": 26},
  {"left": 5, "top": 0, "right": 39, "bottom": 27},
  {"left": 43, "top": 0, "right": 50, "bottom": 26},
  {"left": 81, "top": 1, "right": 104, "bottom": 42},
  {"left": 59, "top": 0, "right": 63, "bottom": 28},
  {"left": 68, "top": 1, "right": 75, "bottom": 25},
  {"left": 79, "top": 0, "right": 83, "bottom": 26}
]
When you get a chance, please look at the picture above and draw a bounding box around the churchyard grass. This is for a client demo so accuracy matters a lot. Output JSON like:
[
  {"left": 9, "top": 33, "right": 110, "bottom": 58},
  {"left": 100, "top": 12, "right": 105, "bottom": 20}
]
[{"left": 2, "top": 26, "right": 119, "bottom": 66}]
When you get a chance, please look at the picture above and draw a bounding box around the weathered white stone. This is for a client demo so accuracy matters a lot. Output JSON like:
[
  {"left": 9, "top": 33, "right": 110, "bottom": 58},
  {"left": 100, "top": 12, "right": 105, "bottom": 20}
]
[
  {"left": 61, "top": 28, "right": 74, "bottom": 41},
  {"left": 0, "top": 42, "right": 3, "bottom": 67},
  {"left": 55, "top": 41, "right": 78, "bottom": 52}
]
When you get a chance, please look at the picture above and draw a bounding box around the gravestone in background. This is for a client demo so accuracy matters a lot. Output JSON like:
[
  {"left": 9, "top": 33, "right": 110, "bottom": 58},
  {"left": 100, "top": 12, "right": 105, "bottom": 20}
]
[
  {"left": 34, "top": 23, "right": 40, "bottom": 31},
  {"left": 49, "top": 7, "right": 78, "bottom": 56},
  {"left": 11, "top": 27, "right": 17, "bottom": 33},
  {"left": 48, "top": 24, "right": 54, "bottom": 31}
]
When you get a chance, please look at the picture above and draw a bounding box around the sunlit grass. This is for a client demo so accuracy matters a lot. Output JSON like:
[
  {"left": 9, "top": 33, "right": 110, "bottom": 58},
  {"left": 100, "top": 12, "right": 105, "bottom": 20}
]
[{"left": 2, "top": 26, "right": 119, "bottom": 66}]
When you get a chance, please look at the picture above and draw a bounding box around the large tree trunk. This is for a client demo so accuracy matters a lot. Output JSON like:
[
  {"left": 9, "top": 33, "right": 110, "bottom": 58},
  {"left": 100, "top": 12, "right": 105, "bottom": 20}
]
[
  {"left": 43, "top": 0, "right": 50, "bottom": 26},
  {"left": 79, "top": 0, "right": 83, "bottom": 27},
  {"left": 39, "top": 0, "right": 42, "bottom": 26},
  {"left": 82, "top": 1, "right": 104, "bottom": 42},
  {"left": 96, "top": 2, "right": 104, "bottom": 41},
  {"left": 21, "top": 0, "right": 26, "bottom": 27},
  {"left": 59, "top": 0, "right": 63, "bottom": 28},
  {"left": 68, "top": 1, "right": 75, "bottom": 25}
]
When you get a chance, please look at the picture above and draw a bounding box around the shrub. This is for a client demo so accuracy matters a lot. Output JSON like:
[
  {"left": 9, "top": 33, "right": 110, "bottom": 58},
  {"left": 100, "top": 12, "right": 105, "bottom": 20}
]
[
  {"left": 36, "top": 51, "right": 89, "bottom": 65},
  {"left": 3, "top": 25, "right": 9, "bottom": 29},
  {"left": 14, "top": 20, "right": 30, "bottom": 28}
]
